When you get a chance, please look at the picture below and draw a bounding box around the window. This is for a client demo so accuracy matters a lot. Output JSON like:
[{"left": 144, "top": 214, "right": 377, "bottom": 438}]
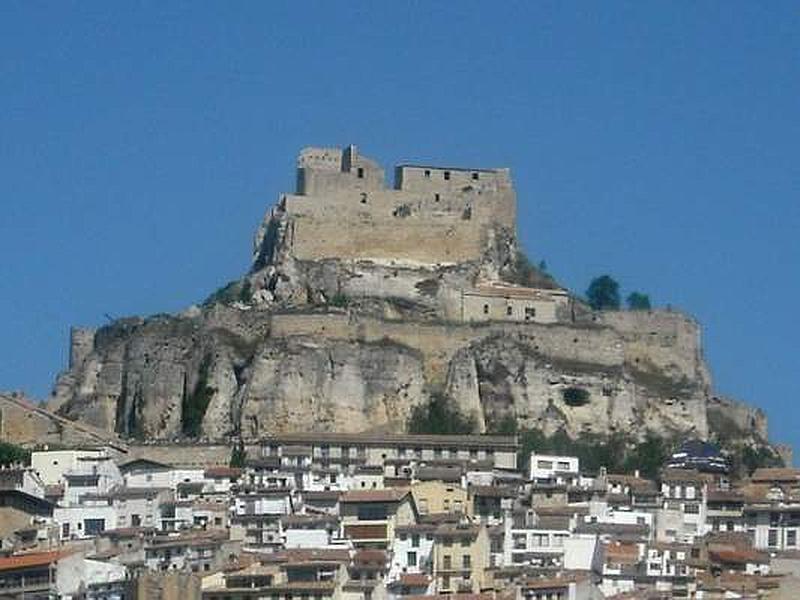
[
  {"left": 357, "top": 505, "right": 387, "bottom": 520},
  {"left": 407, "top": 551, "right": 417, "bottom": 566},
  {"left": 360, "top": 192, "right": 367, "bottom": 204},
  {"left": 768, "top": 529, "right": 779, "bottom": 547},
  {"left": 62, "top": 522, "right": 70, "bottom": 538},
  {"left": 84, "top": 518, "right": 106, "bottom": 535},
  {"left": 483, "top": 304, "right": 489, "bottom": 315},
  {"left": 434, "top": 193, "right": 440, "bottom": 202},
  {"left": 684, "top": 503, "right": 699, "bottom": 514},
  {"left": 472, "top": 172, "right": 479, "bottom": 181},
  {"left": 557, "top": 461, "right": 570, "bottom": 470},
  {"left": 424, "top": 169, "right": 431, "bottom": 178},
  {"left": 443, "top": 555, "right": 451, "bottom": 570},
  {"left": 537, "top": 460, "right": 553, "bottom": 469},
  {"left": 788, "top": 530, "right": 797, "bottom": 547},
  {"left": 444, "top": 171, "right": 451, "bottom": 181},
  {"left": 357, "top": 167, "right": 364, "bottom": 179},
  {"left": 462, "top": 555, "right": 471, "bottom": 569},
  {"left": 412, "top": 534, "right": 420, "bottom": 548},
  {"left": 506, "top": 306, "right": 513, "bottom": 316}
]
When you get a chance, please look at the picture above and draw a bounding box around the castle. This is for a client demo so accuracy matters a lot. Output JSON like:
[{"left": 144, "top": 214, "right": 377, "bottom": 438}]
[
  {"left": 261, "top": 145, "right": 569, "bottom": 324},
  {"left": 45, "top": 144, "right": 770, "bottom": 448},
  {"left": 278, "top": 145, "right": 516, "bottom": 265}
]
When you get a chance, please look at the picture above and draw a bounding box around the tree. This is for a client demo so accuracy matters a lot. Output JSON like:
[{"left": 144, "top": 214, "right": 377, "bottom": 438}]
[
  {"left": 0, "top": 442, "right": 30, "bottom": 466},
  {"left": 586, "top": 275, "right": 620, "bottom": 310},
  {"left": 627, "top": 291, "right": 651, "bottom": 311},
  {"left": 407, "top": 392, "right": 477, "bottom": 435},
  {"left": 230, "top": 442, "right": 247, "bottom": 468}
]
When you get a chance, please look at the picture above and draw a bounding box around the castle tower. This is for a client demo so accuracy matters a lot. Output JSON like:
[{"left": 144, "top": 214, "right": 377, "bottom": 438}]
[{"left": 69, "top": 327, "right": 96, "bottom": 370}]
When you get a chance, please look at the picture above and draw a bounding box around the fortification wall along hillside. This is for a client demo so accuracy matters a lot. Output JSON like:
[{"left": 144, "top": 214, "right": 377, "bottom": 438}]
[
  {"left": 269, "top": 309, "right": 702, "bottom": 384},
  {"left": 124, "top": 443, "right": 256, "bottom": 468},
  {"left": 0, "top": 393, "right": 123, "bottom": 448},
  {"left": 269, "top": 312, "right": 623, "bottom": 381},
  {"left": 597, "top": 310, "right": 708, "bottom": 385}
]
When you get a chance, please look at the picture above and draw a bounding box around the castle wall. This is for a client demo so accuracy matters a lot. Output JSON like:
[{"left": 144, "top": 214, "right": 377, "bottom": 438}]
[
  {"left": 282, "top": 147, "right": 516, "bottom": 265},
  {"left": 596, "top": 310, "right": 708, "bottom": 386},
  {"left": 283, "top": 185, "right": 515, "bottom": 265},
  {"left": 269, "top": 313, "right": 624, "bottom": 382}
]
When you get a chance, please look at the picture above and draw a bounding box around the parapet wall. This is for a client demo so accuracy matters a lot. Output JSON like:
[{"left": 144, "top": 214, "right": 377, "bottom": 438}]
[
  {"left": 269, "top": 312, "right": 624, "bottom": 381},
  {"left": 596, "top": 310, "right": 708, "bottom": 385},
  {"left": 268, "top": 308, "right": 705, "bottom": 388}
]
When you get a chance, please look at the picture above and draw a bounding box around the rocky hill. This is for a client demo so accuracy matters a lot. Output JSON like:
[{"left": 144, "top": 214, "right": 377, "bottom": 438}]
[{"left": 50, "top": 145, "right": 772, "bottom": 455}]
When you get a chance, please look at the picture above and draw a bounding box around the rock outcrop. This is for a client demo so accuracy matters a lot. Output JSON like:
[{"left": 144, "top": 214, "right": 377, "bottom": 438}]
[{"left": 48, "top": 145, "right": 769, "bottom": 447}]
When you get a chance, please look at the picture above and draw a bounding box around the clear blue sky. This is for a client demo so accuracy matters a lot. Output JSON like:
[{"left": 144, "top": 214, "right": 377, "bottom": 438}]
[{"left": 2, "top": 3, "right": 798, "bottom": 455}]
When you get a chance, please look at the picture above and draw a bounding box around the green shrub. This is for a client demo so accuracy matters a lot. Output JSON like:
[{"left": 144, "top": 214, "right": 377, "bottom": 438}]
[
  {"left": 562, "top": 387, "right": 590, "bottom": 407},
  {"left": 0, "top": 442, "right": 30, "bottom": 466},
  {"left": 512, "top": 422, "right": 675, "bottom": 478},
  {"left": 586, "top": 275, "right": 621, "bottom": 310},
  {"left": 627, "top": 291, "right": 651, "bottom": 310},
  {"left": 329, "top": 293, "right": 350, "bottom": 308},
  {"left": 407, "top": 392, "right": 477, "bottom": 435},
  {"left": 182, "top": 356, "right": 216, "bottom": 437},
  {"left": 230, "top": 442, "right": 247, "bottom": 468}
]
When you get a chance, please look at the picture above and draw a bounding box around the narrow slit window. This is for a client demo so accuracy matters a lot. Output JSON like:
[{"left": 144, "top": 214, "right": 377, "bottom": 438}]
[
  {"left": 443, "top": 171, "right": 451, "bottom": 181},
  {"left": 357, "top": 167, "right": 364, "bottom": 179}
]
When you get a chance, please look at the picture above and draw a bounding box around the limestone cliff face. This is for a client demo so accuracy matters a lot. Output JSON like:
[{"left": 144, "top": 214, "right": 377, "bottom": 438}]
[
  {"left": 49, "top": 146, "right": 768, "bottom": 446},
  {"left": 52, "top": 305, "right": 724, "bottom": 443}
]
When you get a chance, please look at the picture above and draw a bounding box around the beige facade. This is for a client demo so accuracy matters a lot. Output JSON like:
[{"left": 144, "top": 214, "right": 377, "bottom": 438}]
[
  {"left": 339, "top": 489, "right": 417, "bottom": 548},
  {"left": 411, "top": 481, "right": 471, "bottom": 517},
  {"left": 432, "top": 522, "right": 491, "bottom": 593},
  {"left": 259, "top": 433, "right": 519, "bottom": 472},
  {"left": 460, "top": 282, "right": 570, "bottom": 324}
]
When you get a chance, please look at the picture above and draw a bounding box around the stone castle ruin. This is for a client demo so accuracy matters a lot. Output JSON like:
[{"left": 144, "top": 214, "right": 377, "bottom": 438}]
[
  {"left": 47, "top": 145, "right": 771, "bottom": 451},
  {"left": 251, "top": 146, "right": 568, "bottom": 324},
  {"left": 286, "top": 145, "right": 515, "bottom": 264}
]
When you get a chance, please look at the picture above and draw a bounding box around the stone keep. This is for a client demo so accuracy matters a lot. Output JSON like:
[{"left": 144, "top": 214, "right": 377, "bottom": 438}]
[{"left": 278, "top": 145, "right": 516, "bottom": 264}]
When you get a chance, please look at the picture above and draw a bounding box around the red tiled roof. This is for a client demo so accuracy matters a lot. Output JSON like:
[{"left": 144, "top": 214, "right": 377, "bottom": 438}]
[
  {"left": 343, "top": 523, "right": 388, "bottom": 540},
  {"left": 751, "top": 468, "right": 800, "bottom": 483},
  {"left": 205, "top": 467, "right": 242, "bottom": 479},
  {"left": 353, "top": 549, "right": 387, "bottom": 565},
  {"left": 710, "top": 549, "right": 769, "bottom": 565},
  {"left": 340, "top": 488, "right": 409, "bottom": 503},
  {"left": 0, "top": 551, "right": 70, "bottom": 572},
  {"left": 398, "top": 572, "right": 430, "bottom": 586}
]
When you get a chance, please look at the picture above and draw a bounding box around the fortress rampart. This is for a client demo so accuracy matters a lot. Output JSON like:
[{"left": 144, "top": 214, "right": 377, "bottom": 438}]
[
  {"left": 266, "top": 308, "right": 701, "bottom": 385},
  {"left": 279, "top": 146, "right": 516, "bottom": 265}
]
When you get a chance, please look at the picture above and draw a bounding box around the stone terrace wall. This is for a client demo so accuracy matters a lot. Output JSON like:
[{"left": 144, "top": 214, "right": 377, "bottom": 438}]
[{"left": 270, "top": 312, "right": 624, "bottom": 382}]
